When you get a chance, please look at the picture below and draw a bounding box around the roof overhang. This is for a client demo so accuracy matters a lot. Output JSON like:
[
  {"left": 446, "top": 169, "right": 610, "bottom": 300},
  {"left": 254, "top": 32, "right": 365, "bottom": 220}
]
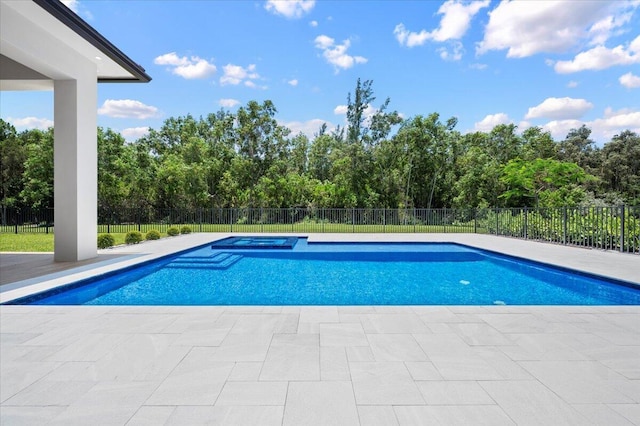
[{"left": 0, "top": 0, "right": 150, "bottom": 91}]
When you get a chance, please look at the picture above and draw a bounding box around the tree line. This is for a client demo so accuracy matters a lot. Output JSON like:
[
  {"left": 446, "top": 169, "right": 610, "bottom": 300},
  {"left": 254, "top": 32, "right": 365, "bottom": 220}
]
[{"left": 1, "top": 79, "right": 639, "bottom": 212}]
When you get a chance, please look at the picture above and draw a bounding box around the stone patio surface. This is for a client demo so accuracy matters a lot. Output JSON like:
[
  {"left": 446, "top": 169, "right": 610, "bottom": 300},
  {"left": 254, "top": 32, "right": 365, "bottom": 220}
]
[{"left": 1, "top": 233, "right": 639, "bottom": 425}]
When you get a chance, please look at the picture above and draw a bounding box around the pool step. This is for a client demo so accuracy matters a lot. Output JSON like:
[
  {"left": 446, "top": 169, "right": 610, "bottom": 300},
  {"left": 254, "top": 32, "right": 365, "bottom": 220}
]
[{"left": 165, "top": 253, "right": 243, "bottom": 270}]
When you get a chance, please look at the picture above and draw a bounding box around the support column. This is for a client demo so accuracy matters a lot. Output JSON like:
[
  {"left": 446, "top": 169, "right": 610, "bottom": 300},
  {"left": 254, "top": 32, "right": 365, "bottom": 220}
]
[{"left": 53, "top": 73, "right": 97, "bottom": 261}]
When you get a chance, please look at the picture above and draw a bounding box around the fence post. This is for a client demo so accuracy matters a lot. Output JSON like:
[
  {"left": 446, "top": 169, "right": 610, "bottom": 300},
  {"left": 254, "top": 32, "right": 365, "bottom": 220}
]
[
  {"left": 352, "top": 208, "right": 355, "bottom": 233},
  {"left": 473, "top": 208, "right": 477, "bottom": 234},
  {"left": 523, "top": 207, "right": 528, "bottom": 239},
  {"left": 199, "top": 208, "right": 202, "bottom": 233},
  {"left": 137, "top": 209, "right": 141, "bottom": 232},
  {"left": 495, "top": 208, "right": 499, "bottom": 235},
  {"left": 383, "top": 208, "right": 386, "bottom": 233},
  {"left": 620, "top": 204, "right": 625, "bottom": 253},
  {"left": 563, "top": 206, "right": 567, "bottom": 245},
  {"left": 230, "top": 209, "right": 234, "bottom": 233}
]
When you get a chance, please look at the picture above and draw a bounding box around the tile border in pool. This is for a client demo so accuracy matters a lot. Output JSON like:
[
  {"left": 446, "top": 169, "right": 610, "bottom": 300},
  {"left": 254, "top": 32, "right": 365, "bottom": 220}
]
[{"left": 2, "top": 234, "right": 638, "bottom": 305}]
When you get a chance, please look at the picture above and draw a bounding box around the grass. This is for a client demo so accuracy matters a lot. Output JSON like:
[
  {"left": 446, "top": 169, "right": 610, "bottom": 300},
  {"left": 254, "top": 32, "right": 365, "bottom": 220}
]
[
  {"left": 0, "top": 232, "right": 171, "bottom": 252},
  {"left": 1, "top": 223, "right": 481, "bottom": 252}
]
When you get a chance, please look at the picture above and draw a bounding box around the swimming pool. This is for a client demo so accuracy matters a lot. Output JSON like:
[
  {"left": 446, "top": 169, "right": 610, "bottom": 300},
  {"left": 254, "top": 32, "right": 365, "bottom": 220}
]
[{"left": 6, "top": 238, "right": 640, "bottom": 305}]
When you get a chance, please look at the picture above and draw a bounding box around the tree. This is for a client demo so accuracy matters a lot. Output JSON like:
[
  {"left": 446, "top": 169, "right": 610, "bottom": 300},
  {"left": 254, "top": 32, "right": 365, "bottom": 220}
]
[
  {"left": 599, "top": 130, "right": 640, "bottom": 203},
  {"left": 500, "top": 158, "right": 590, "bottom": 207},
  {"left": 20, "top": 128, "right": 54, "bottom": 208},
  {"left": 0, "top": 119, "right": 27, "bottom": 208},
  {"left": 393, "top": 113, "right": 458, "bottom": 208}
]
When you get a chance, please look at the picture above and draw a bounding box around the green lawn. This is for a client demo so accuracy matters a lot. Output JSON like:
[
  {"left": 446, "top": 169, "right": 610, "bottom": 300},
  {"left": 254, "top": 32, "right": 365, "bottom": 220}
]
[{"left": 0, "top": 232, "right": 169, "bottom": 252}]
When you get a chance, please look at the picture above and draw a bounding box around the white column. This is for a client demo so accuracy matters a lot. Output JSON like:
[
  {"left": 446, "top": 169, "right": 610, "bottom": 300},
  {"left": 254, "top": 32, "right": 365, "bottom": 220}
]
[{"left": 53, "top": 72, "right": 97, "bottom": 261}]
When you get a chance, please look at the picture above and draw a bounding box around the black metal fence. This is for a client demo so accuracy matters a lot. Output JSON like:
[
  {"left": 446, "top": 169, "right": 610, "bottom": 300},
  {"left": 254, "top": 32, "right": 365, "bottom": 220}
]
[{"left": 1, "top": 205, "right": 638, "bottom": 253}]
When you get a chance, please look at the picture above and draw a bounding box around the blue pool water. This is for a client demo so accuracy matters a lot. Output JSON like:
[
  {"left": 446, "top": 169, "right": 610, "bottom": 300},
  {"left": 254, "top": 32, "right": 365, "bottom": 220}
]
[{"left": 7, "top": 238, "right": 640, "bottom": 306}]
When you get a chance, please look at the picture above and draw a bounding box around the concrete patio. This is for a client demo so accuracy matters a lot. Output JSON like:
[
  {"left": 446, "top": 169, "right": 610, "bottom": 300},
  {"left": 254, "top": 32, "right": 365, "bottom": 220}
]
[{"left": 1, "top": 234, "right": 639, "bottom": 425}]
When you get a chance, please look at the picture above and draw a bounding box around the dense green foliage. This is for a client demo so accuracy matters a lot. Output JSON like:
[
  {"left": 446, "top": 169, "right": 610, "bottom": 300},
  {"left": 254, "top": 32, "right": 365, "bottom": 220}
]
[
  {"left": 97, "top": 233, "right": 115, "bottom": 249},
  {"left": 167, "top": 227, "right": 180, "bottom": 236},
  {"left": 180, "top": 226, "right": 192, "bottom": 234},
  {"left": 145, "top": 229, "right": 161, "bottom": 240},
  {"left": 125, "top": 231, "right": 143, "bottom": 244},
  {"left": 2, "top": 80, "right": 639, "bottom": 211}
]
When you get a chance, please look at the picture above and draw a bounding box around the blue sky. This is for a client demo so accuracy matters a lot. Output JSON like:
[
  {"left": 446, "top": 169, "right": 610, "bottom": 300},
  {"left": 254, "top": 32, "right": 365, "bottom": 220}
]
[{"left": 2, "top": 0, "right": 640, "bottom": 145}]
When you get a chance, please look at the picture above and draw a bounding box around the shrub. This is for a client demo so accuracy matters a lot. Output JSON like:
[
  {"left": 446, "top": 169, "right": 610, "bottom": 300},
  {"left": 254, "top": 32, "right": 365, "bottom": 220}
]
[
  {"left": 145, "top": 229, "right": 161, "bottom": 240},
  {"left": 97, "top": 233, "right": 115, "bottom": 249},
  {"left": 167, "top": 227, "right": 180, "bottom": 236},
  {"left": 125, "top": 231, "right": 143, "bottom": 245},
  {"left": 180, "top": 225, "right": 192, "bottom": 234}
]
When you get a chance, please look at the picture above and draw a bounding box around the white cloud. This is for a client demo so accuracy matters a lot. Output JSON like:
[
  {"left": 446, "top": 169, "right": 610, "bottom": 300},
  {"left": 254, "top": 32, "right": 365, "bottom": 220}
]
[
  {"left": 60, "top": 0, "right": 79, "bottom": 13},
  {"left": 438, "top": 41, "right": 464, "bottom": 61},
  {"left": 314, "top": 35, "right": 367, "bottom": 72},
  {"left": 567, "top": 80, "right": 579, "bottom": 88},
  {"left": 554, "top": 35, "right": 640, "bottom": 73},
  {"left": 220, "top": 64, "right": 262, "bottom": 87},
  {"left": 154, "top": 52, "right": 216, "bottom": 79},
  {"left": 619, "top": 71, "right": 640, "bottom": 88},
  {"left": 542, "top": 107, "right": 640, "bottom": 141},
  {"left": 8, "top": 116, "right": 53, "bottom": 130},
  {"left": 476, "top": 1, "right": 633, "bottom": 57},
  {"left": 588, "top": 12, "right": 632, "bottom": 46},
  {"left": 283, "top": 119, "right": 334, "bottom": 139},
  {"left": 288, "top": 79, "right": 299, "bottom": 86},
  {"left": 310, "top": 20, "right": 318, "bottom": 27},
  {"left": 470, "top": 63, "right": 488, "bottom": 70},
  {"left": 265, "top": 0, "right": 315, "bottom": 18},
  {"left": 525, "top": 97, "right": 594, "bottom": 120},
  {"left": 541, "top": 119, "right": 584, "bottom": 140},
  {"left": 473, "top": 113, "right": 511, "bottom": 132},
  {"left": 394, "top": 0, "right": 489, "bottom": 48},
  {"left": 60, "top": 0, "right": 93, "bottom": 19},
  {"left": 219, "top": 98, "right": 241, "bottom": 108},
  {"left": 98, "top": 99, "right": 159, "bottom": 119},
  {"left": 334, "top": 105, "right": 348, "bottom": 115},
  {"left": 121, "top": 127, "right": 149, "bottom": 141}
]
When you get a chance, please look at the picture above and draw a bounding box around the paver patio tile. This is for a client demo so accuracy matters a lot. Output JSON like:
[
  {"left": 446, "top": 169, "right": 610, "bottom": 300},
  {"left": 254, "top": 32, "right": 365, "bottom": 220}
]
[
  {"left": 229, "top": 313, "right": 298, "bottom": 334},
  {"left": 145, "top": 347, "right": 233, "bottom": 405},
  {"left": 0, "top": 361, "right": 61, "bottom": 403},
  {"left": 320, "top": 323, "right": 368, "bottom": 347},
  {"left": 479, "top": 380, "right": 591, "bottom": 425},
  {"left": 215, "top": 381, "right": 287, "bottom": 405},
  {"left": 608, "top": 404, "right": 640, "bottom": 425},
  {"left": 126, "top": 406, "right": 176, "bottom": 426},
  {"left": 362, "top": 314, "right": 429, "bottom": 334},
  {"left": 45, "top": 333, "right": 128, "bottom": 362},
  {"left": 346, "top": 346, "right": 375, "bottom": 362},
  {"left": 571, "top": 404, "right": 635, "bottom": 426},
  {"left": 404, "top": 361, "right": 443, "bottom": 381},
  {"left": 357, "top": 406, "right": 399, "bottom": 425},
  {"left": 0, "top": 406, "right": 67, "bottom": 426},
  {"left": 259, "top": 334, "right": 320, "bottom": 381},
  {"left": 283, "top": 381, "right": 359, "bottom": 426},
  {"left": 228, "top": 362, "right": 263, "bottom": 381},
  {"left": 520, "top": 360, "right": 633, "bottom": 404},
  {"left": 417, "top": 380, "right": 495, "bottom": 405},
  {"left": 350, "top": 362, "right": 424, "bottom": 405},
  {"left": 49, "top": 381, "right": 159, "bottom": 426},
  {"left": 3, "top": 379, "right": 95, "bottom": 406},
  {"left": 85, "top": 333, "right": 189, "bottom": 381},
  {"left": 499, "top": 333, "right": 592, "bottom": 361},
  {"left": 450, "top": 322, "right": 515, "bottom": 346},
  {"left": 165, "top": 405, "right": 284, "bottom": 426},
  {"left": 211, "top": 333, "right": 272, "bottom": 362},
  {"left": 320, "top": 346, "right": 350, "bottom": 381},
  {"left": 367, "top": 334, "right": 428, "bottom": 361},
  {"left": 394, "top": 405, "right": 515, "bottom": 425}
]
